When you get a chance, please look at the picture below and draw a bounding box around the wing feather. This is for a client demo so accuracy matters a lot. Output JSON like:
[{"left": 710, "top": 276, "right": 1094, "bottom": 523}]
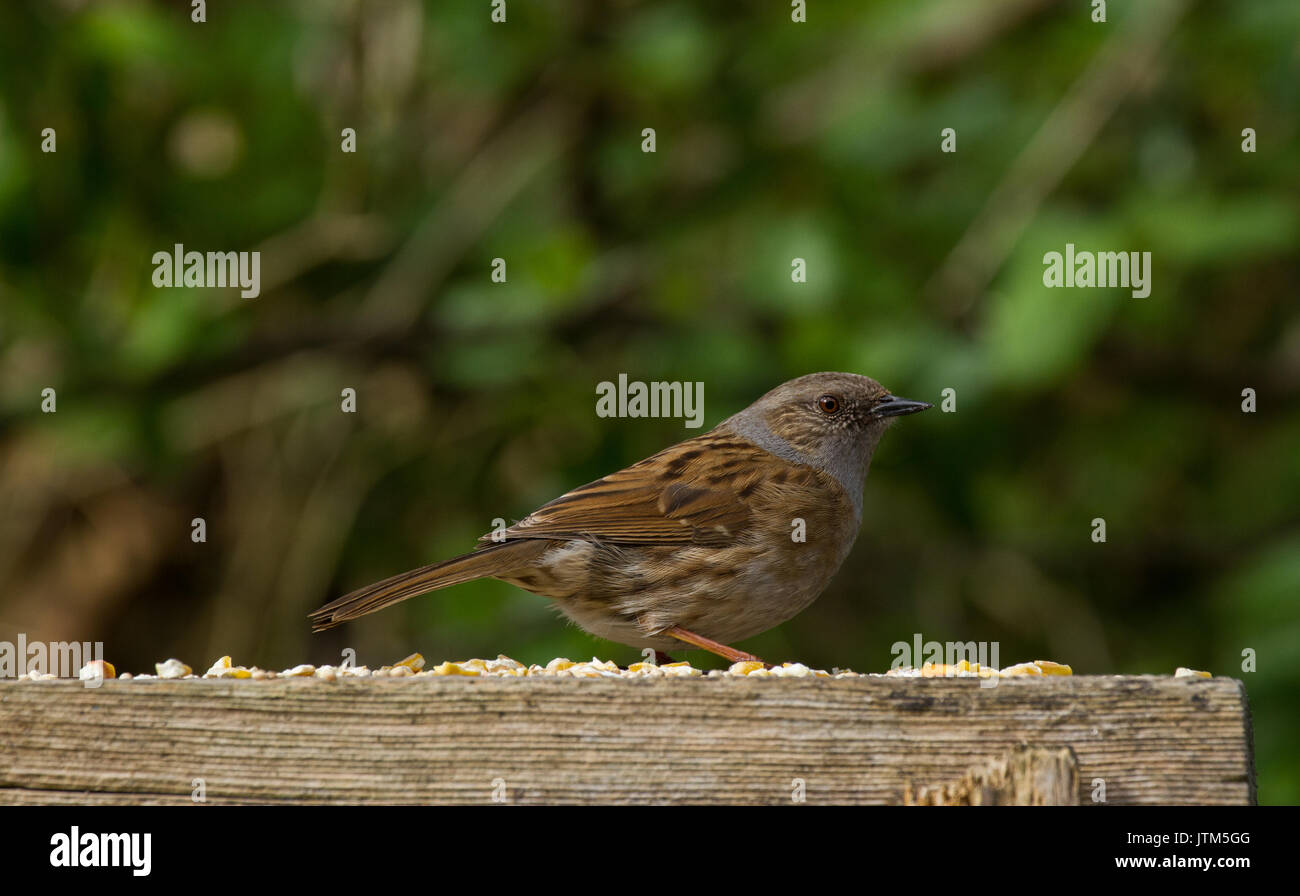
[{"left": 479, "top": 434, "right": 769, "bottom": 547}]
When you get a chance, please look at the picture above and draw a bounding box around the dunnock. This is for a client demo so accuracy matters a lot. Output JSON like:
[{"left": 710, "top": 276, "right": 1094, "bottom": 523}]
[{"left": 311, "top": 372, "right": 930, "bottom": 663}]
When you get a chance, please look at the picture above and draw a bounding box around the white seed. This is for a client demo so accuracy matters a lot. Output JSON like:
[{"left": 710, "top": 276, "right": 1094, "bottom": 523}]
[
  {"left": 998, "top": 662, "right": 1042, "bottom": 677},
  {"left": 156, "top": 659, "right": 192, "bottom": 679},
  {"left": 79, "top": 660, "right": 116, "bottom": 681},
  {"left": 203, "top": 656, "right": 234, "bottom": 678}
]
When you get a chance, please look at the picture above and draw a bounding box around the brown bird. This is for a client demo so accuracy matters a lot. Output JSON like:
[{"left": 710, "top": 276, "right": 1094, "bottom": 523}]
[{"left": 310, "top": 372, "right": 930, "bottom": 664}]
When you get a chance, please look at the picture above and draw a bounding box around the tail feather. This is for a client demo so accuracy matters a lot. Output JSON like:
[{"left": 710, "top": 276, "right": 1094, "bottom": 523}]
[{"left": 310, "top": 540, "right": 548, "bottom": 632}]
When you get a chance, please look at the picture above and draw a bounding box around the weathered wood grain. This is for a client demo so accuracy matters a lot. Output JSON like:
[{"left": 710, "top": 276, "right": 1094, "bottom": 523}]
[
  {"left": 0, "top": 675, "right": 1254, "bottom": 805},
  {"left": 905, "top": 744, "right": 1080, "bottom": 805}
]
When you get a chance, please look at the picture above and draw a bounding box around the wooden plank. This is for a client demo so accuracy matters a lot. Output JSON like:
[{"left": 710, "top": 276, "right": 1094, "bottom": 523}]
[
  {"left": 0, "top": 675, "right": 1254, "bottom": 805},
  {"left": 905, "top": 745, "right": 1080, "bottom": 805}
]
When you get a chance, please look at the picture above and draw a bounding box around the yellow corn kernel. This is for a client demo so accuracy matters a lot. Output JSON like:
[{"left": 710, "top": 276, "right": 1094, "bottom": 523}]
[
  {"left": 1034, "top": 660, "right": 1073, "bottom": 675},
  {"left": 394, "top": 653, "right": 425, "bottom": 672},
  {"left": 431, "top": 661, "right": 480, "bottom": 676},
  {"left": 661, "top": 664, "right": 702, "bottom": 676}
]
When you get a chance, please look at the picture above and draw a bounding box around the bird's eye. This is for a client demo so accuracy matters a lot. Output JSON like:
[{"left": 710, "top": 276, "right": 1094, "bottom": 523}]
[{"left": 817, "top": 394, "right": 841, "bottom": 415}]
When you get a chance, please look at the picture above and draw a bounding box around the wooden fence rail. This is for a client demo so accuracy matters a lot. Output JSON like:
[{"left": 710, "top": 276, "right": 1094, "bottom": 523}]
[{"left": 0, "top": 675, "right": 1254, "bottom": 805}]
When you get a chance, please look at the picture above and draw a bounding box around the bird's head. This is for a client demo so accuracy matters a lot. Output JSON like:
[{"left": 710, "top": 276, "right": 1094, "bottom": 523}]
[{"left": 723, "top": 372, "right": 931, "bottom": 509}]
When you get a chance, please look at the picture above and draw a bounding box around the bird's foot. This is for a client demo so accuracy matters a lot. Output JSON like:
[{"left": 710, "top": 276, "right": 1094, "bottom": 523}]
[{"left": 662, "top": 625, "right": 769, "bottom": 667}]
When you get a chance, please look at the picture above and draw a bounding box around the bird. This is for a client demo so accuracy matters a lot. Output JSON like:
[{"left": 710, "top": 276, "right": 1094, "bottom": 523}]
[{"left": 310, "top": 372, "right": 931, "bottom": 664}]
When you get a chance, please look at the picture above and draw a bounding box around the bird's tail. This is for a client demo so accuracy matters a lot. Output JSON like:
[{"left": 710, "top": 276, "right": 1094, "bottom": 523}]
[{"left": 309, "top": 540, "right": 548, "bottom": 632}]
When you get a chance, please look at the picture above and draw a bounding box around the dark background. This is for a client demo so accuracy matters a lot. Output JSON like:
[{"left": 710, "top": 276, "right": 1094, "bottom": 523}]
[{"left": 0, "top": 0, "right": 1295, "bottom": 801}]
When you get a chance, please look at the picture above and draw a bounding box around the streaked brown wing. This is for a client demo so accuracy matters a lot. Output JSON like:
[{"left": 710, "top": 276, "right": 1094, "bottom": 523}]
[{"left": 479, "top": 433, "right": 768, "bottom": 547}]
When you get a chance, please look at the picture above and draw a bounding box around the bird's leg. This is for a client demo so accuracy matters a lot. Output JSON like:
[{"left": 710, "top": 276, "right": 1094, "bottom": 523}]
[{"left": 663, "top": 625, "right": 769, "bottom": 667}]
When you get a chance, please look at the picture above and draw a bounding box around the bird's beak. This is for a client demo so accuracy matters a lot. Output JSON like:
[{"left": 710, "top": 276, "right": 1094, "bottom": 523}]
[{"left": 872, "top": 394, "right": 932, "bottom": 418}]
